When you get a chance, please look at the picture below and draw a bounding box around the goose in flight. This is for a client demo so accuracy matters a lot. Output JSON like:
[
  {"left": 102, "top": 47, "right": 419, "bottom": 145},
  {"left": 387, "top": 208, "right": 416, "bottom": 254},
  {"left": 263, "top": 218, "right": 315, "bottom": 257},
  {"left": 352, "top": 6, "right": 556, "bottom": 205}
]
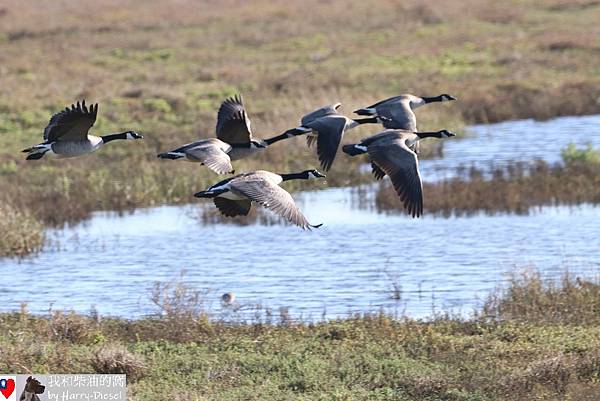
[
  {"left": 23, "top": 100, "right": 142, "bottom": 160},
  {"left": 354, "top": 93, "right": 456, "bottom": 153},
  {"left": 343, "top": 129, "right": 455, "bottom": 217},
  {"left": 158, "top": 95, "right": 306, "bottom": 173},
  {"left": 194, "top": 169, "right": 325, "bottom": 229},
  {"left": 283, "top": 103, "right": 378, "bottom": 171}
]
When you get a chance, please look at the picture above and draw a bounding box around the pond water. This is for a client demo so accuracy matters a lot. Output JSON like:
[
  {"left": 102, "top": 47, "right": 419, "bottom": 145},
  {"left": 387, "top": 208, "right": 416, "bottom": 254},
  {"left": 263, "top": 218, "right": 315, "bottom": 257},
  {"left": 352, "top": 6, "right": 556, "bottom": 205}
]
[{"left": 2, "top": 115, "right": 600, "bottom": 320}]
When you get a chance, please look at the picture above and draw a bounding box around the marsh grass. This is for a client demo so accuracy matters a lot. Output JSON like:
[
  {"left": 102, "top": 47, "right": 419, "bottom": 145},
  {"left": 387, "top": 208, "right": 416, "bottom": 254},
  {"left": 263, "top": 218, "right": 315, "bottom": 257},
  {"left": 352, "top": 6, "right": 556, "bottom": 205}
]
[
  {"left": 480, "top": 269, "right": 600, "bottom": 325},
  {"left": 0, "top": 203, "right": 44, "bottom": 257},
  {"left": 375, "top": 157, "right": 600, "bottom": 217},
  {"left": 2, "top": 269, "right": 600, "bottom": 400}
]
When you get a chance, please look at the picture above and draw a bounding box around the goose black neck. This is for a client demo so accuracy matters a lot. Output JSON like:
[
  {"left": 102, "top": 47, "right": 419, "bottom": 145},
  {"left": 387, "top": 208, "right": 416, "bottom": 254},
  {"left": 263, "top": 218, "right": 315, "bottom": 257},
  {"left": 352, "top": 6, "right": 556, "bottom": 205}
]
[
  {"left": 101, "top": 132, "right": 129, "bottom": 143},
  {"left": 421, "top": 95, "right": 444, "bottom": 104},
  {"left": 416, "top": 131, "right": 443, "bottom": 139},
  {"left": 264, "top": 132, "right": 291, "bottom": 145},
  {"left": 353, "top": 117, "right": 379, "bottom": 124},
  {"left": 279, "top": 172, "right": 309, "bottom": 181}
]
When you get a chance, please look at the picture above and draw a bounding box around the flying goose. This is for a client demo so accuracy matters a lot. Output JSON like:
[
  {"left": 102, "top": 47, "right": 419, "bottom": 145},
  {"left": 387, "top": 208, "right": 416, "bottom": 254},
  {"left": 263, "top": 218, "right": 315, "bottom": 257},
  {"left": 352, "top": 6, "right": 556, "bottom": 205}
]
[
  {"left": 23, "top": 100, "right": 142, "bottom": 160},
  {"left": 194, "top": 169, "right": 325, "bottom": 229},
  {"left": 283, "top": 103, "right": 378, "bottom": 171},
  {"left": 342, "top": 129, "right": 455, "bottom": 218},
  {"left": 158, "top": 95, "right": 305, "bottom": 173},
  {"left": 354, "top": 93, "right": 456, "bottom": 153}
]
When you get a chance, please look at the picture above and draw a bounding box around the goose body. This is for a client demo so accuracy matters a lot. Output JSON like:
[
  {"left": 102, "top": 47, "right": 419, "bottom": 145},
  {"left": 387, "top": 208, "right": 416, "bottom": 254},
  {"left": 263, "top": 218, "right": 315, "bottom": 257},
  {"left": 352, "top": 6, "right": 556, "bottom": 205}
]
[
  {"left": 354, "top": 93, "right": 457, "bottom": 130},
  {"left": 342, "top": 129, "right": 455, "bottom": 217},
  {"left": 285, "top": 103, "right": 377, "bottom": 171},
  {"left": 23, "top": 101, "right": 142, "bottom": 160},
  {"left": 158, "top": 95, "right": 303, "bottom": 173},
  {"left": 194, "top": 169, "right": 325, "bottom": 229},
  {"left": 158, "top": 138, "right": 235, "bottom": 174}
]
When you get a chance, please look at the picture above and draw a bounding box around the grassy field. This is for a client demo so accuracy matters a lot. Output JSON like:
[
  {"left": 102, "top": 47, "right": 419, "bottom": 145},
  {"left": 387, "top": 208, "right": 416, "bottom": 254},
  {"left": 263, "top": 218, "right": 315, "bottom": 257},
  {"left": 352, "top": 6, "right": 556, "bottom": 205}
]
[
  {"left": 1, "top": 0, "right": 599, "bottom": 255},
  {"left": 2, "top": 271, "right": 600, "bottom": 400}
]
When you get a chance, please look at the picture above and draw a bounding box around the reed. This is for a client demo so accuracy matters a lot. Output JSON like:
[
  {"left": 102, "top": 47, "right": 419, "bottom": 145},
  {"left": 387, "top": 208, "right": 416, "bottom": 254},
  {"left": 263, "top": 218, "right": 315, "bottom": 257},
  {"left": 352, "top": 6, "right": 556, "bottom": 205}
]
[
  {"left": 0, "top": 203, "right": 44, "bottom": 257},
  {"left": 375, "top": 156, "right": 600, "bottom": 216}
]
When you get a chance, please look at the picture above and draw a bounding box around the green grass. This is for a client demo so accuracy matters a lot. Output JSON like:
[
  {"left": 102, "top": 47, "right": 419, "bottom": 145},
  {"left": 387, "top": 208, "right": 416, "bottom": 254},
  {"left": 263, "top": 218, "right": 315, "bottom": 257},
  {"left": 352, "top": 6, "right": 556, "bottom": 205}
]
[{"left": 2, "top": 270, "right": 600, "bottom": 400}]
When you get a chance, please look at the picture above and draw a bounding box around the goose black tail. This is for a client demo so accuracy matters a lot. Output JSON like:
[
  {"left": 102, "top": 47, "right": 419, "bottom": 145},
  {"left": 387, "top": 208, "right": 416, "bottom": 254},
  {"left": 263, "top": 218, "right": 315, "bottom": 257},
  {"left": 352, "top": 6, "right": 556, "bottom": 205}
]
[
  {"left": 194, "top": 188, "right": 227, "bottom": 198},
  {"left": 157, "top": 152, "right": 184, "bottom": 160},
  {"left": 354, "top": 108, "right": 375, "bottom": 116},
  {"left": 26, "top": 152, "right": 45, "bottom": 160},
  {"left": 342, "top": 144, "right": 367, "bottom": 156}
]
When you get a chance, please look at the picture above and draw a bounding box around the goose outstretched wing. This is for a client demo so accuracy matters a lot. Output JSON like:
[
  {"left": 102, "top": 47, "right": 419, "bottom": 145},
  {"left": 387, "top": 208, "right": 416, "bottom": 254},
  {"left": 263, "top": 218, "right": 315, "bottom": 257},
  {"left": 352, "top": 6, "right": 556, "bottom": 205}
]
[
  {"left": 186, "top": 143, "right": 234, "bottom": 174},
  {"left": 216, "top": 95, "right": 252, "bottom": 145},
  {"left": 303, "top": 114, "right": 347, "bottom": 171},
  {"left": 44, "top": 100, "right": 98, "bottom": 142},
  {"left": 230, "top": 178, "right": 315, "bottom": 229},
  {"left": 368, "top": 137, "right": 423, "bottom": 217},
  {"left": 300, "top": 103, "right": 341, "bottom": 126}
]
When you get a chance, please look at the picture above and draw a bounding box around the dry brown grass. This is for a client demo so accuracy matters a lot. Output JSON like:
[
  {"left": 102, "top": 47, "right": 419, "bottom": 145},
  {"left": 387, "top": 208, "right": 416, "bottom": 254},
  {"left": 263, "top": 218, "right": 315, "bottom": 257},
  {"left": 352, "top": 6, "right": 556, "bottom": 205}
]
[
  {"left": 375, "top": 158, "right": 600, "bottom": 217},
  {"left": 0, "top": 203, "right": 44, "bottom": 257},
  {"left": 91, "top": 344, "right": 147, "bottom": 382},
  {"left": 481, "top": 269, "right": 600, "bottom": 325}
]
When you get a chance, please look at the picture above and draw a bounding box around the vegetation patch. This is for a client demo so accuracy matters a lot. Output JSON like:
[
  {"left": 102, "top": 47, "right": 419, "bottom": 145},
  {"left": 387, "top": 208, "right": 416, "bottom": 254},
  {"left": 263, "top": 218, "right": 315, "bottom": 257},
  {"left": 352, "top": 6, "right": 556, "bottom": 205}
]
[
  {"left": 0, "top": 203, "right": 44, "bottom": 257},
  {"left": 2, "top": 270, "right": 600, "bottom": 400},
  {"left": 375, "top": 144, "right": 600, "bottom": 217}
]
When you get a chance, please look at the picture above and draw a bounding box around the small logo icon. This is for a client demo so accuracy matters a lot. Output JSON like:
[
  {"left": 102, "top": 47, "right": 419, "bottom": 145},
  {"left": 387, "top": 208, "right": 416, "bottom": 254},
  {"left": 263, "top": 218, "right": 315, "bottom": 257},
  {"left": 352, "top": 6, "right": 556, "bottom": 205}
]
[{"left": 0, "top": 377, "right": 16, "bottom": 401}]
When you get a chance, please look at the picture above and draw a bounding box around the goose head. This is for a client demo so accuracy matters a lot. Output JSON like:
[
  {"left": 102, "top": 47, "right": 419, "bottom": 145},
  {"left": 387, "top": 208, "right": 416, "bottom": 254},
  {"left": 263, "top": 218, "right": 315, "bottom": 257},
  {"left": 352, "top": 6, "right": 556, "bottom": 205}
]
[
  {"left": 438, "top": 129, "right": 455, "bottom": 138},
  {"left": 304, "top": 169, "right": 326, "bottom": 179},
  {"left": 124, "top": 130, "right": 144, "bottom": 140},
  {"left": 440, "top": 94, "right": 457, "bottom": 102}
]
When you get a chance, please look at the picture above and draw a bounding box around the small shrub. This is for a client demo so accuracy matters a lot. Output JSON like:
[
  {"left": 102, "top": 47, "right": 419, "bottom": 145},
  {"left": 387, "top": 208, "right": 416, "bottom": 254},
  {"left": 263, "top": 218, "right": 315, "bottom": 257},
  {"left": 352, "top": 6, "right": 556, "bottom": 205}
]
[
  {"left": 561, "top": 143, "right": 600, "bottom": 166},
  {"left": 91, "top": 344, "right": 147, "bottom": 382}
]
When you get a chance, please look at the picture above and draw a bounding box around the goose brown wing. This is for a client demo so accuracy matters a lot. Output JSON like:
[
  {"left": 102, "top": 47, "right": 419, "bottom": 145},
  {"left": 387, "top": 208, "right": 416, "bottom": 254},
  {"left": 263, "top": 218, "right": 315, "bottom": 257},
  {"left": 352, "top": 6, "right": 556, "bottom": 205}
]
[
  {"left": 230, "top": 178, "right": 314, "bottom": 229},
  {"left": 44, "top": 100, "right": 98, "bottom": 142},
  {"left": 368, "top": 138, "right": 423, "bottom": 217},
  {"left": 379, "top": 103, "right": 416, "bottom": 131},
  {"left": 304, "top": 115, "right": 347, "bottom": 171},
  {"left": 186, "top": 144, "right": 234, "bottom": 174},
  {"left": 300, "top": 103, "right": 341, "bottom": 126},
  {"left": 365, "top": 95, "right": 404, "bottom": 109},
  {"left": 216, "top": 95, "right": 252, "bottom": 145},
  {"left": 213, "top": 198, "right": 252, "bottom": 217}
]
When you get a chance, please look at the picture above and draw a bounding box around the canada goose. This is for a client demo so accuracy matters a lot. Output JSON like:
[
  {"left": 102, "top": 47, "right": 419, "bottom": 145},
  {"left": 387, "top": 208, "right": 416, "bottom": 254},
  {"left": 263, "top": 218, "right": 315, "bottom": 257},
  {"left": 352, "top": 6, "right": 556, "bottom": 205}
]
[
  {"left": 354, "top": 93, "right": 456, "bottom": 154},
  {"left": 354, "top": 94, "right": 457, "bottom": 130},
  {"left": 284, "top": 103, "right": 378, "bottom": 171},
  {"left": 194, "top": 169, "right": 325, "bottom": 229},
  {"left": 158, "top": 95, "right": 304, "bottom": 173},
  {"left": 342, "top": 129, "right": 455, "bottom": 218},
  {"left": 22, "top": 100, "right": 142, "bottom": 160}
]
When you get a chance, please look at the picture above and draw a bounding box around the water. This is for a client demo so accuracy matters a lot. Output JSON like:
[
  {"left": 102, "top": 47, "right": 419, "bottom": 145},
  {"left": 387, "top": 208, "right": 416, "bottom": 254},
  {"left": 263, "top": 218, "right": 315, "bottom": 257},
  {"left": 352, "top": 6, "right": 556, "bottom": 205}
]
[
  {"left": 2, "top": 115, "right": 600, "bottom": 320},
  {"left": 420, "top": 115, "right": 600, "bottom": 181}
]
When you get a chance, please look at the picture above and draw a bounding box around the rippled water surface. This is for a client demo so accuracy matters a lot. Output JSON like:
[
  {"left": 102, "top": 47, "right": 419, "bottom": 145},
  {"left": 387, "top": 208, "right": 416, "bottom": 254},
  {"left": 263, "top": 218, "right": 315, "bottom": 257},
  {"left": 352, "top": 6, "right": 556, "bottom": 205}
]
[{"left": 2, "top": 115, "right": 600, "bottom": 319}]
